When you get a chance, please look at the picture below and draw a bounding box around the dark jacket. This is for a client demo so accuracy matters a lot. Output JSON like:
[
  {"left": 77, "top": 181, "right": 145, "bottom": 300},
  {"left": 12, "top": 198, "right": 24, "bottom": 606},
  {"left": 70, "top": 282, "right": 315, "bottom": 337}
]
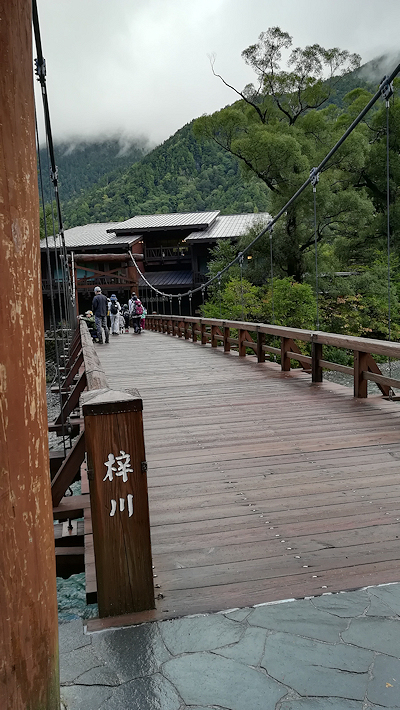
[{"left": 92, "top": 293, "right": 108, "bottom": 317}]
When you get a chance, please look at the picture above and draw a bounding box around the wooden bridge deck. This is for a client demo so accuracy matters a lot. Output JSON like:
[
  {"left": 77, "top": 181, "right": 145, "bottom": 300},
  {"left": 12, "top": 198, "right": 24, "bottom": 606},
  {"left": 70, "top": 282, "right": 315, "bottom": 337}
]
[{"left": 90, "top": 329, "right": 400, "bottom": 627}]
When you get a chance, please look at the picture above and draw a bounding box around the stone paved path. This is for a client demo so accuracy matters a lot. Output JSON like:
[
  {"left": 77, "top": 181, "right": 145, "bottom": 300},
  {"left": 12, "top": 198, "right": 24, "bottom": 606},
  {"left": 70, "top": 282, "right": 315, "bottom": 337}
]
[{"left": 60, "top": 583, "right": 400, "bottom": 709}]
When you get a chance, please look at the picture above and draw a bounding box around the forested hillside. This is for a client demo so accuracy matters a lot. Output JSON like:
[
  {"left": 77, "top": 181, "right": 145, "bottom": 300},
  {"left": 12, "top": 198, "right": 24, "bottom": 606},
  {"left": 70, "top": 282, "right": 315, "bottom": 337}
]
[
  {"left": 39, "top": 139, "right": 147, "bottom": 204},
  {"left": 61, "top": 124, "right": 271, "bottom": 227},
  {"left": 55, "top": 52, "right": 397, "bottom": 230},
  {"left": 42, "top": 29, "right": 400, "bottom": 343}
]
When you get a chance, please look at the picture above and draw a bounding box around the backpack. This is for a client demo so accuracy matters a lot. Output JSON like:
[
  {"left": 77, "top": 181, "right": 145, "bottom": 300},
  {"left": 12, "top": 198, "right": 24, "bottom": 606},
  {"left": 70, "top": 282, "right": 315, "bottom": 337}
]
[
  {"left": 110, "top": 301, "right": 118, "bottom": 315},
  {"left": 135, "top": 302, "right": 143, "bottom": 316}
]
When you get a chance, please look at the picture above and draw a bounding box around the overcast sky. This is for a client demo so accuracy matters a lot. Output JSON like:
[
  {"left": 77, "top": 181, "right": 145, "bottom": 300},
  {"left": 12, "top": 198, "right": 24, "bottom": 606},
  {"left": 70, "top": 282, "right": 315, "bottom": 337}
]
[{"left": 34, "top": 0, "right": 400, "bottom": 148}]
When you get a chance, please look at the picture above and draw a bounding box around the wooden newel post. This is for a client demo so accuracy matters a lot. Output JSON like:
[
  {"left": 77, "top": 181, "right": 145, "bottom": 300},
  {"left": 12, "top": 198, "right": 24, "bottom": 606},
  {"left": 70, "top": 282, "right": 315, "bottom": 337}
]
[
  {"left": 312, "top": 340, "right": 323, "bottom": 383},
  {"left": 82, "top": 388, "right": 155, "bottom": 617}
]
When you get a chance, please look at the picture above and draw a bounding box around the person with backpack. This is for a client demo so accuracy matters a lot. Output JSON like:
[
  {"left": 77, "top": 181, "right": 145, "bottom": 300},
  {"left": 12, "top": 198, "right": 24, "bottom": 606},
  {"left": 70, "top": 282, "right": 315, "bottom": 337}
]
[
  {"left": 140, "top": 304, "right": 147, "bottom": 332},
  {"left": 129, "top": 293, "right": 143, "bottom": 334},
  {"left": 121, "top": 304, "right": 130, "bottom": 333},
  {"left": 92, "top": 286, "right": 109, "bottom": 344},
  {"left": 109, "top": 294, "right": 121, "bottom": 335}
]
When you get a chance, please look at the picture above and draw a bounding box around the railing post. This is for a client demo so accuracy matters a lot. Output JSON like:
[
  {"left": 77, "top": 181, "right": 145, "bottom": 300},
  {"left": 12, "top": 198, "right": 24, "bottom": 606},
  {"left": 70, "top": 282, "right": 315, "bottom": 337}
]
[
  {"left": 211, "top": 325, "right": 218, "bottom": 348},
  {"left": 257, "top": 331, "right": 266, "bottom": 363},
  {"left": 192, "top": 320, "right": 197, "bottom": 342},
  {"left": 354, "top": 350, "right": 368, "bottom": 398},
  {"left": 224, "top": 326, "right": 231, "bottom": 353},
  {"left": 184, "top": 319, "right": 190, "bottom": 340},
  {"left": 239, "top": 329, "right": 246, "bottom": 357},
  {"left": 281, "top": 337, "right": 291, "bottom": 371},
  {"left": 312, "top": 339, "right": 323, "bottom": 383},
  {"left": 82, "top": 388, "right": 154, "bottom": 617},
  {"left": 201, "top": 322, "right": 207, "bottom": 345}
]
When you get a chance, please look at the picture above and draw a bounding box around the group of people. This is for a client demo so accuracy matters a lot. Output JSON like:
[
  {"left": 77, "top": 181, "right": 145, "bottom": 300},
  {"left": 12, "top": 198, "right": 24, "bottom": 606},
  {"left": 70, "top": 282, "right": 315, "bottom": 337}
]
[{"left": 84, "top": 286, "right": 147, "bottom": 344}]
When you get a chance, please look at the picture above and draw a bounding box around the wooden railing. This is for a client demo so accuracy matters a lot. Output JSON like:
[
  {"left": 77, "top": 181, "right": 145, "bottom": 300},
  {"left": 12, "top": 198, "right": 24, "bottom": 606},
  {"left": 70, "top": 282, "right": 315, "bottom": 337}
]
[
  {"left": 50, "top": 321, "right": 154, "bottom": 617},
  {"left": 146, "top": 315, "right": 400, "bottom": 398}
]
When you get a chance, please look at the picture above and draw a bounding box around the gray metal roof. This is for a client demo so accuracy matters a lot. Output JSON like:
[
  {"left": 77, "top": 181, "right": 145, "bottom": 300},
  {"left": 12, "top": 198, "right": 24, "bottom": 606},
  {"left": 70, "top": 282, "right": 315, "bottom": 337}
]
[
  {"left": 185, "top": 213, "right": 271, "bottom": 243},
  {"left": 40, "top": 223, "right": 141, "bottom": 250},
  {"left": 108, "top": 211, "right": 220, "bottom": 233},
  {"left": 139, "top": 271, "right": 193, "bottom": 287}
]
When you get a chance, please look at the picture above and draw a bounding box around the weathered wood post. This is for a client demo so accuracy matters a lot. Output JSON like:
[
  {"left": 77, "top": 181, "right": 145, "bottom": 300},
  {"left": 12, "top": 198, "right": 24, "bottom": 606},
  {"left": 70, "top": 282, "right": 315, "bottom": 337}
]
[
  {"left": 312, "top": 338, "right": 323, "bottom": 383},
  {"left": 224, "top": 326, "right": 231, "bottom": 353},
  {"left": 0, "top": 0, "right": 60, "bottom": 706},
  {"left": 82, "top": 387, "right": 155, "bottom": 617},
  {"left": 281, "top": 337, "right": 291, "bottom": 371},
  {"left": 211, "top": 325, "right": 219, "bottom": 348},
  {"left": 257, "top": 331, "right": 266, "bottom": 363},
  {"left": 354, "top": 350, "right": 368, "bottom": 398}
]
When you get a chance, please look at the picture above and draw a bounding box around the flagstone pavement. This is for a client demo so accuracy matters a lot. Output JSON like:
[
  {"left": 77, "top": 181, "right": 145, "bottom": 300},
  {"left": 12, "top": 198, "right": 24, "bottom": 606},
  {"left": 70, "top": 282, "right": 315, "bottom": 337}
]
[{"left": 60, "top": 583, "right": 400, "bottom": 710}]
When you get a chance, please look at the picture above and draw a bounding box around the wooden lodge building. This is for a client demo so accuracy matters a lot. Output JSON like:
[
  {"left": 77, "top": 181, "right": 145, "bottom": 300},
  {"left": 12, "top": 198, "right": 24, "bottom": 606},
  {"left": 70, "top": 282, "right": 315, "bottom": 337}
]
[{"left": 41, "top": 211, "right": 270, "bottom": 322}]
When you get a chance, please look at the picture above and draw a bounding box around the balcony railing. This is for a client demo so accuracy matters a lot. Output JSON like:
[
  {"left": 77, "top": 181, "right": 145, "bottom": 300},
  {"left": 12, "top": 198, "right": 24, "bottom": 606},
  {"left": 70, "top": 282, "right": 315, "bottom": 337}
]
[{"left": 144, "top": 246, "right": 190, "bottom": 262}]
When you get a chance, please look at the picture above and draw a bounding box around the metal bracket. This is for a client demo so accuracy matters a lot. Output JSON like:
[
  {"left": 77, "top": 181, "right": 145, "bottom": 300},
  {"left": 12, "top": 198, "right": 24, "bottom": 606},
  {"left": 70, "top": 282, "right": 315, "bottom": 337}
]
[
  {"left": 141, "top": 461, "right": 148, "bottom": 473},
  {"left": 380, "top": 75, "right": 394, "bottom": 103},
  {"left": 310, "top": 168, "right": 320, "bottom": 191},
  {"left": 34, "top": 57, "right": 46, "bottom": 83},
  {"left": 238, "top": 252, "right": 244, "bottom": 266}
]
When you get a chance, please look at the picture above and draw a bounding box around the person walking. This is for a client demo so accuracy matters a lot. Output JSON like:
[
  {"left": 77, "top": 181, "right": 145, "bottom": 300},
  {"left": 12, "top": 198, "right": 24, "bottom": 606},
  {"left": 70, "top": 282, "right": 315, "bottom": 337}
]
[
  {"left": 129, "top": 293, "right": 143, "bottom": 334},
  {"left": 109, "top": 294, "right": 121, "bottom": 335},
  {"left": 92, "top": 286, "right": 109, "bottom": 344}
]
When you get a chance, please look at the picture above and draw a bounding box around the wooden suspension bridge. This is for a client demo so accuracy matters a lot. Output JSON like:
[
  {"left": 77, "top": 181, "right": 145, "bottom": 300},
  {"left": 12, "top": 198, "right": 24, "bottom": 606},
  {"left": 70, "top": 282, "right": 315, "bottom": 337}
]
[
  {"left": 47, "top": 316, "right": 400, "bottom": 632},
  {"left": 3, "top": 2, "right": 400, "bottom": 703}
]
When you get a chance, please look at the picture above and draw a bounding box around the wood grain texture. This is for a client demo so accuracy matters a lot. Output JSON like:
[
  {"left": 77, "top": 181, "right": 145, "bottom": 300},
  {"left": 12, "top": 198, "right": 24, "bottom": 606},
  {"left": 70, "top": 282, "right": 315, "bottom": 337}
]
[
  {"left": 0, "top": 1, "right": 59, "bottom": 706},
  {"left": 88, "top": 329, "right": 400, "bottom": 628},
  {"left": 82, "top": 389, "right": 154, "bottom": 617}
]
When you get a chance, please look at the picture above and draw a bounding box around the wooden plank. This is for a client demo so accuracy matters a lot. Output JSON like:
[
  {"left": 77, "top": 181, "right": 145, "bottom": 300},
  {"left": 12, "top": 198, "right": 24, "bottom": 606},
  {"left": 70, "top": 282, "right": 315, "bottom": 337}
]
[
  {"left": 51, "top": 431, "right": 86, "bottom": 506},
  {"left": 53, "top": 493, "right": 90, "bottom": 520},
  {"left": 92, "top": 330, "right": 400, "bottom": 624}
]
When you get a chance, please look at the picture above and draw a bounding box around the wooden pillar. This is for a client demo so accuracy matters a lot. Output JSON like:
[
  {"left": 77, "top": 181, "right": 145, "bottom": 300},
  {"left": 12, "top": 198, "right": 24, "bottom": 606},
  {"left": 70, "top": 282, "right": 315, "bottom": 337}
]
[
  {"left": 192, "top": 321, "right": 197, "bottom": 342},
  {"left": 0, "top": 1, "right": 60, "bottom": 707},
  {"left": 211, "top": 325, "right": 218, "bottom": 348},
  {"left": 238, "top": 329, "right": 246, "bottom": 357},
  {"left": 312, "top": 341, "right": 323, "bottom": 383},
  {"left": 281, "top": 337, "right": 291, "bottom": 371},
  {"left": 224, "top": 326, "right": 231, "bottom": 353},
  {"left": 82, "top": 388, "right": 154, "bottom": 617},
  {"left": 201, "top": 323, "right": 207, "bottom": 345},
  {"left": 257, "top": 331, "right": 266, "bottom": 363},
  {"left": 354, "top": 350, "right": 368, "bottom": 398}
]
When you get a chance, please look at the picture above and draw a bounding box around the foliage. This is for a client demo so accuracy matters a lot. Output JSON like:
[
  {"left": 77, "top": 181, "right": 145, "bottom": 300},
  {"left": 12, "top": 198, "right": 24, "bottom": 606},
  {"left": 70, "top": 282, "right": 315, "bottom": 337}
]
[
  {"left": 194, "top": 28, "right": 377, "bottom": 280},
  {"left": 61, "top": 124, "right": 270, "bottom": 227},
  {"left": 205, "top": 240, "right": 240, "bottom": 295},
  {"left": 38, "top": 139, "right": 147, "bottom": 204},
  {"left": 201, "top": 276, "right": 263, "bottom": 322},
  {"left": 261, "top": 278, "right": 317, "bottom": 329}
]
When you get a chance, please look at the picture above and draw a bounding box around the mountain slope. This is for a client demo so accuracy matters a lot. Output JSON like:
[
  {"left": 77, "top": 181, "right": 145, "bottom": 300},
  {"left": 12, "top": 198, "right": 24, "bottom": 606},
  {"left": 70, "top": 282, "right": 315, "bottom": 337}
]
[
  {"left": 39, "top": 139, "right": 147, "bottom": 204},
  {"left": 61, "top": 123, "right": 271, "bottom": 227}
]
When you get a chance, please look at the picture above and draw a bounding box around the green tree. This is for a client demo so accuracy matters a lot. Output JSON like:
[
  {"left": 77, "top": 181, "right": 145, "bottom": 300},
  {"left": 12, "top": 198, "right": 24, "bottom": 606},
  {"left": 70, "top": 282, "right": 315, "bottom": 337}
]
[
  {"left": 202, "top": 276, "right": 263, "bottom": 321},
  {"left": 194, "top": 28, "right": 373, "bottom": 281}
]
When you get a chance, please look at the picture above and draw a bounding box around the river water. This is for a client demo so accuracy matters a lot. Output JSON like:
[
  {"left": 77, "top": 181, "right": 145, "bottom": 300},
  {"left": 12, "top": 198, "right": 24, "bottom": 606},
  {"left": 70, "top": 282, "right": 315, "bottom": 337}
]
[{"left": 48, "top": 387, "right": 99, "bottom": 623}]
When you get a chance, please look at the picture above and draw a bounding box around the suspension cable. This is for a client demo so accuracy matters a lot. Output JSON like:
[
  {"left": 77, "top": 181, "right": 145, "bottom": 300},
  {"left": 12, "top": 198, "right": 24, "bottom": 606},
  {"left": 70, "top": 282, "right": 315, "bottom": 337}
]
[
  {"left": 127, "top": 63, "right": 400, "bottom": 309},
  {"left": 269, "top": 226, "right": 275, "bottom": 325},
  {"left": 33, "top": 0, "right": 74, "bottom": 340},
  {"left": 35, "top": 110, "right": 68, "bottom": 455},
  {"left": 310, "top": 168, "right": 320, "bottom": 330}
]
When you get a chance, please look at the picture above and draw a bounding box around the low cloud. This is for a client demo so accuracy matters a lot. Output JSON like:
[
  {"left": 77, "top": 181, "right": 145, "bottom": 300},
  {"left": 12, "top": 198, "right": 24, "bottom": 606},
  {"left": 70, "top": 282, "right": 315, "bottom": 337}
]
[{"left": 34, "top": 0, "right": 400, "bottom": 147}]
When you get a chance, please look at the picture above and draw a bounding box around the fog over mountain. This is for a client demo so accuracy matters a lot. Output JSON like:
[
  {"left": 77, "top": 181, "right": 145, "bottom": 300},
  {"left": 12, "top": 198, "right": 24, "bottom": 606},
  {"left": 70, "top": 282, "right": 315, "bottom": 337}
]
[{"left": 34, "top": 0, "right": 400, "bottom": 148}]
